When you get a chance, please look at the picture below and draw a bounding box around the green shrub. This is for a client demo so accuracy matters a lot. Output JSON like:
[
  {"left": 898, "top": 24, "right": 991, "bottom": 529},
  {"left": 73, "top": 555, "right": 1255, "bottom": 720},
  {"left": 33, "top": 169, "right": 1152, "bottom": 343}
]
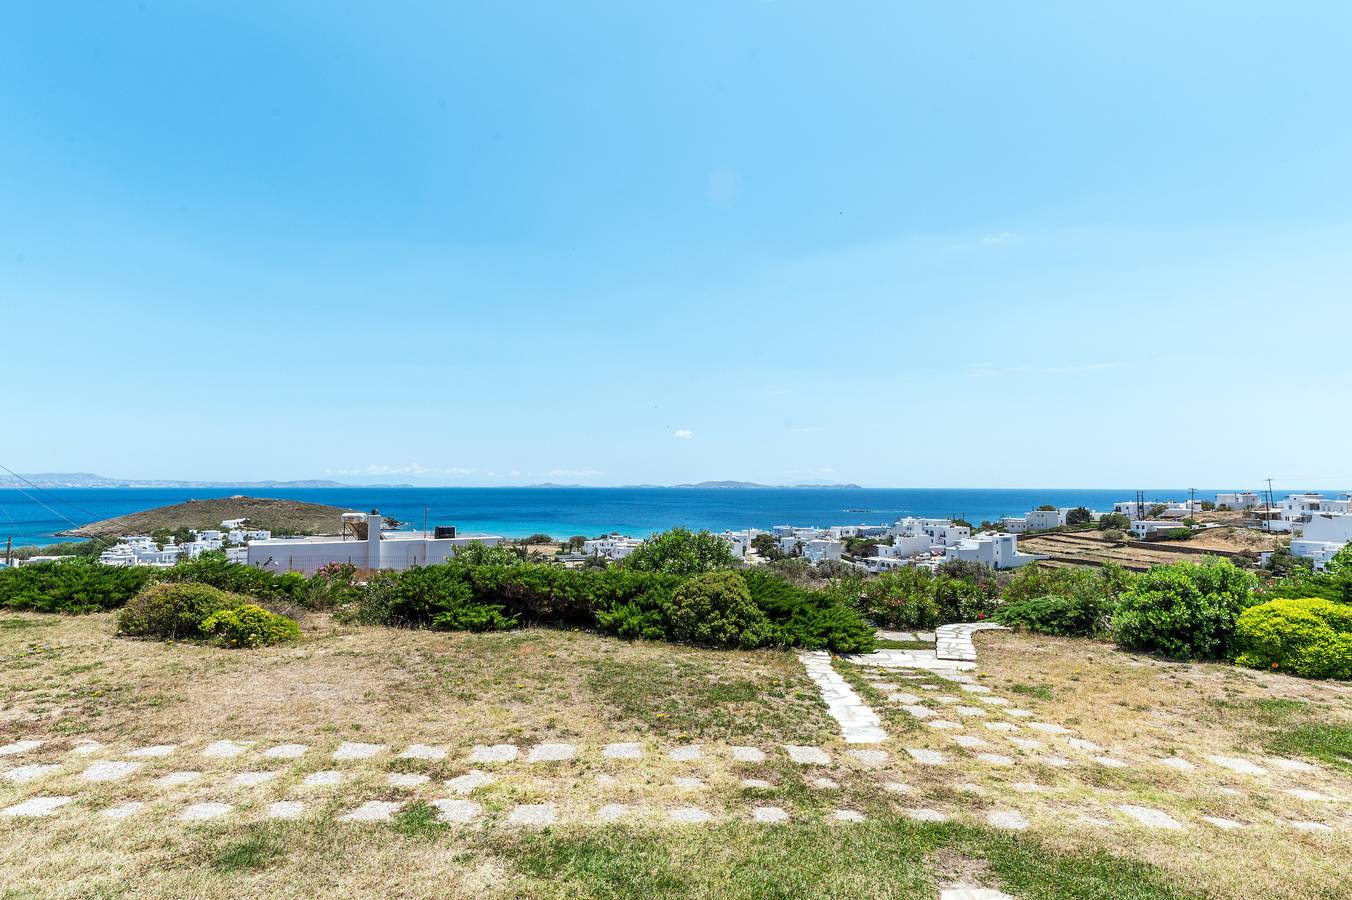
[
  {"left": 160, "top": 551, "right": 307, "bottom": 601},
  {"left": 336, "top": 560, "right": 874, "bottom": 653},
  {"left": 1233, "top": 598, "right": 1352, "bottom": 679},
  {"left": 117, "top": 582, "right": 249, "bottom": 640},
  {"left": 857, "top": 568, "right": 941, "bottom": 629},
  {"left": 1113, "top": 558, "right": 1258, "bottom": 660},
  {"left": 666, "top": 570, "right": 771, "bottom": 649},
  {"left": 1261, "top": 569, "right": 1352, "bottom": 605},
  {"left": 618, "top": 529, "right": 736, "bottom": 577},
  {"left": 200, "top": 603, "right": 302, "bottom": 649},
  {"left": 0, "top": 560, "right": 155, "bottom": 613},
  {"left": 996, "top": 593, "right": 1112, "bottom": 637}
]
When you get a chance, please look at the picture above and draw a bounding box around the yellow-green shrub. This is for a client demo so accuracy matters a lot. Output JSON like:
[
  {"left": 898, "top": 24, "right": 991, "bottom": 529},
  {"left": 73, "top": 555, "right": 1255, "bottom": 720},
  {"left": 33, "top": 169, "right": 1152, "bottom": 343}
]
[
  {"left": 200, "top": 603, "right": 301, "bottom": 649},
  {"left": 117, "top": 582, "right": 249, "bottom": 641},
  {"left": 1233, "top": 598, "right": 1352, "bottom": 680}
]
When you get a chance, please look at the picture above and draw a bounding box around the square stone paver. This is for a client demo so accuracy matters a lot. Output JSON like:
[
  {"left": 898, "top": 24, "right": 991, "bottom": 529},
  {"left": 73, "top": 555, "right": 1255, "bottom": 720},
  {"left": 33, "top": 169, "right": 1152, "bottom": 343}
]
[
  {"left": 180, "top": 802, "right": 233, "bottom": 821},
  {"left": 81, "top": 761, "right": 140, "bottom": 782},
  {"left": 595, "top": 803, "right": 632, "bottom": 823},
  {"left": 811, "top": 777, "right": 841, "bottom": 790},
  {"left": 268, "top": 800, "right": 305, "bottom": 819},
  {"left": 202, "top": 740, "right": 253, "bottom": 758},
  {"left": 1202, "top": 816, "right": 1246, "bottom": 830},
  {"left": 265, "top": 744, "right": 310, "bottom": 760},
  {"left": 977, "top": 754, "right": 1014, "bottom": 766},
  {"left": 986, "top": 810, "right": 1029, "bottom": 830},
  {"left": 445, "top": 770, "right": 495, "bottom": 794},
  {"left": 984, "top": 722, "right": 1017, "bottom": 733},
  {"left": 730, "top": 746, "right": 765, "bottom": 763},
  {"left": 102, "top": 801, "right": 144, "bottom": 820},
  {"left": 3, "top": 764, "right": 61, "bottom": 784},
  {"left": 1066, "top": 738, "right": 1102, "bottom": 752},
  {"left": 848, "top": 749, "right": 888, "bottom": 767},
  {"left": 0, "top": 741, "right": 42, "bottom": 757},
  {"left": 508, "top": 803, "right": 557, "bottom": 827},
  {"left": 906, "top": 808, "right": 949, "bottom": 822},
  {"left": 668, "top": 745, "right": 703, "bottom": 762},
  {"left": 303, "top": 770, "right": 342, "bottom": 786},
  {"left": 603, "top": 742, "right": 643, "bottom": 759},
  {"left": 785, "top": 745, "right": 831, "bottom": 765},
  {"left": 1287, "top": 820, "right": 1333, "bottom": 833},
  {"left": 70, "top": 740, "right": 103, "bottom": 755},
  {"left": 528, "top": 743, "right": 577, "bottom": 763},
  {"left": 333, "top": 742, "right": 384, "bottom": 761},
  {"left": 1009, "top": 738, "right": 1044, "bottom": 751},
  {"left": 906, "top": 748, "right": 946, "bottom": 766},
  {"left": 741, "top": 778, "right": 773, "bottom": 789},
  {"left": 2, "top": 796, "right": 71, "bottom": 817},
  {"left": 1116, "top": 804, "right": 1184, "bottom": 830},
  {"left": 1027, "top": 723, "right": 1071, "bottom": 735},
  {"left": 469, "top": 744, "right": 518, "bottom": 764},
  {"left": 1267, "top": 757, "right": 1317, "bottom": 773},
  {"left": 399, "top": 744, "right": 447, "bottom": 760},
  {"left": 953, "top": 735, "right": 989, "bottom": 749},
  {"left": 431, "top": 798, "right": 482, "bottom": 823},
  {"left": 753, "top": 805, "right": 789, "bottom": 823},
  {"left": 668, "top": 807, "right": 712, "bottom": 824},
  {"left": 1156, "top": 757, "right": 1195, "bottom": 772},
  {"left": 127, "top": 744, "right": 177, "bottom": 758},
  {"left": 674, "top": 776, "right": 705, "bottom": 790},
  {"left": 388, "top": 773, "right": 430, "bottom": 788},
  {"left": 902, "top": 705, "right": 936, "bottom": 719},
  {"left": 1094, "top": 756, "right": 1129, "bottom": 769},
  {"left": 340, "top": 801, "right": 402, "bottom": 822},
  {"left": 833, "top": 809, "right": 866, "bottom": 822},
  {"left": 1207, "top": 755, "right": 1266, "bottom": 776},
  {"left": 232, "top": 771, "right": 281, "bottom": 788}
]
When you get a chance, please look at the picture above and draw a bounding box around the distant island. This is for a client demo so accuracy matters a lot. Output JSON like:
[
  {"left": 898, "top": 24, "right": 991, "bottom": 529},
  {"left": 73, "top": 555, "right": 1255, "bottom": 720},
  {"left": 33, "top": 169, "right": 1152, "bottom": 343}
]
[
  {"left": 4, "top": 473, "right": 862, "bottom": 491},
  {"left": 57, "top": 496, "right": 357, "bottom": 539},
  {"left": 2, "top": 472, "right": 355, "bottom": 489}
]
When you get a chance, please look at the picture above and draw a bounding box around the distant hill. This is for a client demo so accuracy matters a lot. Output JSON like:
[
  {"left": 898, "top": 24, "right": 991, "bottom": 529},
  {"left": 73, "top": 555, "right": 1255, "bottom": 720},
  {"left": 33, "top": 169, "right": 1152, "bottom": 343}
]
[
  {"left": 1, "top": 472, "right": 348, "bottom": 489},
  {"left": 668, "top": 481, "right": 863, "bottom": 490},
  {"left": 58, "top": 496, "right": 358, "bottom": 539}
]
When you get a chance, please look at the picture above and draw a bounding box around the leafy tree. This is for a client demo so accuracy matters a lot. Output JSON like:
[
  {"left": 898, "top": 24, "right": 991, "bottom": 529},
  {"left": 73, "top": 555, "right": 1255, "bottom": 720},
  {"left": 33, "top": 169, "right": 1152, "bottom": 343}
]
[
  {"left": 1065, "top": 506, "right": 1093, "bottom": 526},
  {"left": 750, "top": 533, "right": 784, "bottom": 561},
  {"left": 1036, "top": 505, "right": 1057, "bottom": 512},
  {"left": 952, "top": 518, "right": 974, "bottom": 530},
  {"left": 666, "top": 570, "right": 770, "bottom": 648},
  {"left": 1098, "top": 512, "right": 1131, "bottom": 531},
  {"left": 450, "top": 542, "right": 523, "bottom": 566},
  {"left": 566, "top": 536, "right": 587, "bottom": 551},
  {"left": 1148, "top": 504, "right": 1167, "bottom": 518},
  {"left": 1324, "top": 544, "right": 1352, "bottom": 574},
  {"left": 1200, "top": 501, "right": 1216, "bottom": 511},
  {"left": 619, "top": 529, "right": 736, "bottom": 577}
]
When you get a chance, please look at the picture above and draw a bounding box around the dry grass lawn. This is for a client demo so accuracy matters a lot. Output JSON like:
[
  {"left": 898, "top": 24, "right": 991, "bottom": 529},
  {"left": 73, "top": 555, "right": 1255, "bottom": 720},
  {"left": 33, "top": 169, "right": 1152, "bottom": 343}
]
[{"left": 1, "top": 614, "right": 1348, "bottom": 898}]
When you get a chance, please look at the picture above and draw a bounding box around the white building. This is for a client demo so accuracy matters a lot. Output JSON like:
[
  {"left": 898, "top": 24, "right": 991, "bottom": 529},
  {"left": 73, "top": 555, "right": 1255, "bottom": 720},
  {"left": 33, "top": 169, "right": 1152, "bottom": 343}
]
[
  {"left": 247, "top": 511, "right": 503, "bottom": 575},
  {"left": 1023, "top": 509, "right": 1064, "bottom": 531},
  {"left": 717, "top": 529, "right": 764, "bottom": 560},
  {"left": 1290, "top": 513, "right": 1352, "bottom": 570},
  {"left": 891, "top": 518, "right": 969, "bottom": 549},
  {"left": 1001, "top": 516, "right": 1028, "bottom": 534},
  {"left": 1215, "top": 492, "right": 1262, "bottom": 509},
  {"left": 582, "top": 536, "right": 643, "bottom": 561},
  {"left": 1130, "top": 520, "right": 1188, "bottom": 538},
  {"left": 944, "top": 533, "right": 1043, "bottom": 570},
  {"left": 801, "top": 539, "right": 843, "bottom": 564}
]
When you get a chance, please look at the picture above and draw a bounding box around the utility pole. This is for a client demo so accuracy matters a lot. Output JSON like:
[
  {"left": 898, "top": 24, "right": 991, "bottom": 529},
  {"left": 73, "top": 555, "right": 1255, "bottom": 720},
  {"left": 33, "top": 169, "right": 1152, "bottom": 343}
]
[
  {"left": 1189, "top": 487, "right": 1196, "bottom": 517},
  {"left": 1265, "top": 478, "right": 1275, "bottom": 532},
  {"left": 4, "top": 536, "right": 10, "bottom": 568}
]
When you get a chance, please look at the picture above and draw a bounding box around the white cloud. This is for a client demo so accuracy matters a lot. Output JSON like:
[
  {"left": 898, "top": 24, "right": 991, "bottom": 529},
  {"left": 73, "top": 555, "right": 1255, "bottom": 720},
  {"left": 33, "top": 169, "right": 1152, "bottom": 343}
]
[
  {"left": 674, "top": 429, "right": 695, "bottom": 440},
  {"left": 981, "top": 231, "right": 1014, "bottom": 244}
]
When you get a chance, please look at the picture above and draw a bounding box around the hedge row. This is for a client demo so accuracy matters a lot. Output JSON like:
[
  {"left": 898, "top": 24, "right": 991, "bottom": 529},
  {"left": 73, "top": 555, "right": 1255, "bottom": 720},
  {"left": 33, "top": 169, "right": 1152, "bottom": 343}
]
[{"left": 338, "top": 562, "right": 875, "bottom": 653}]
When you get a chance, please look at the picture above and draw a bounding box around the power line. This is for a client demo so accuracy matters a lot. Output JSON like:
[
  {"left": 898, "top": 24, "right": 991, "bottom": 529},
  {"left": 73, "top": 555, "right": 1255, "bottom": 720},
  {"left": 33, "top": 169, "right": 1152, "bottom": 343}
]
[{"left": 0, "top": 464, "right": 118, "bottom": 551}]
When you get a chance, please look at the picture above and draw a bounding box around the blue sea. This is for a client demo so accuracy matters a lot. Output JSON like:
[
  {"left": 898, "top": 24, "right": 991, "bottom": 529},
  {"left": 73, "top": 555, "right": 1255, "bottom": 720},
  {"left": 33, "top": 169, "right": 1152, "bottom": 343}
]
[{"left": 0, "top": 486, "right": 1241, "bottom": 548}]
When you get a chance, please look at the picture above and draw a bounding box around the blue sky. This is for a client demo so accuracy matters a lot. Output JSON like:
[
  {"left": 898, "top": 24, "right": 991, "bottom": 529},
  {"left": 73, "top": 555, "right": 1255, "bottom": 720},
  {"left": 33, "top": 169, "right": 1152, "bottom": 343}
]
[{"left": 3, "top": 2, "right": 1350, "bottom": 489}]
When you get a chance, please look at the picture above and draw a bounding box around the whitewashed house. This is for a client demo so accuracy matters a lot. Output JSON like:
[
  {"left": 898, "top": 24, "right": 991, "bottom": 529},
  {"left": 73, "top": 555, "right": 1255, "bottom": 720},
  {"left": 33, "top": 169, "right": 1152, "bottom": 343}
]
[
  {"left": 1290, "top": 513, "right": 1352, "bottom": 570},
  {"left": 944, "top": 533, "right": 1043, "bottom": 570},
  {"left": 582, "top": 536, "right": 643, "bottom": 561},
  {"left": 1215, "top": 492, "right": 1261, "bottom": 509},
  {"left": 801, "top": 539, "right": 843, "bottom": 564},
  {"left": 1001, "top": 516, "right": 1028, "bottom": 534},
  {"left": 891, "top": 518, "right": 969, "bottom": 549}
]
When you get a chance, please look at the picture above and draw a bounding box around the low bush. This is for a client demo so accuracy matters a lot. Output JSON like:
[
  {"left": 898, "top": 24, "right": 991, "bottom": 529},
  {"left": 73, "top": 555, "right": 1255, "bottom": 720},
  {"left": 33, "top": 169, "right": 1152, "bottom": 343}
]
[
  {"left": 996, "top": 594, "right": 1112, "bottom": 637},
  {"left": 337, "top": 561, "right": 874, "bottom": 653},
  {"left": 617, "top": 528, "right": 736, "bottom": 577},
  {"left": 1113, "top": 557, "right": 1258, "bottom": 660},
  {"left": 159, "top": 551, "right": 307, "bottom": 602},
  {"left": 667, "top": 570, "right": 771, "bottom": 649},
  {"left": 118, "top": 582, "right": 250, "bottom": 641},
  {"left": 0, "top": 560, "right": 156, "bottom": 614},
  {"left": 1233, "top": 598, "right": 1352, "bottom": 679},
  {"left": 857, "top": 566, "right": 1001, "bottom": 630},
  {"left": 201, "top": 603, "right": 302, "bottom": 649}
]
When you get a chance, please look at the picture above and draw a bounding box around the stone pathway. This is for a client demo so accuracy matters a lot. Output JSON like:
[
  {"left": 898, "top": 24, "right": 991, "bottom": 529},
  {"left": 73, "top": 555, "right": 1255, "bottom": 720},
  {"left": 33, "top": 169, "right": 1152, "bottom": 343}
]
[{"left": 799, "top": 651, "right": 887, "bottom": 743}]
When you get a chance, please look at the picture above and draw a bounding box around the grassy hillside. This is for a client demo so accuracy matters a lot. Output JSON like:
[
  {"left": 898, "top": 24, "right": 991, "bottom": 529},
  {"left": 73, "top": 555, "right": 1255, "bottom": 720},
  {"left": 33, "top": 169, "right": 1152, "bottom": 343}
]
[{"left": 57, "top": 496, "right": 357, "bottom": 539}]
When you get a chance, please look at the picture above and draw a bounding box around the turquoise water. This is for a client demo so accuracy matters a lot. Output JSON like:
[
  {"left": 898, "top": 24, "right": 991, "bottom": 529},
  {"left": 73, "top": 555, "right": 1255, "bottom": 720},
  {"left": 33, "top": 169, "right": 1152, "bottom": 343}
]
[{"left": 0, "top": 486, "right": 1238, "bottom": 548}]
